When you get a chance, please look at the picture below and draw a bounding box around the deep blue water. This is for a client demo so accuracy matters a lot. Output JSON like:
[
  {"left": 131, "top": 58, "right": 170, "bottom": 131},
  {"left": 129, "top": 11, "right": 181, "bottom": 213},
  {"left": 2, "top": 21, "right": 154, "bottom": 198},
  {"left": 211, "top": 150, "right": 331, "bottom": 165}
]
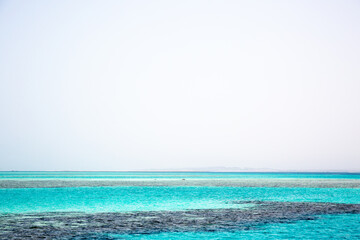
[{"left": 1, "top": 171, "right": 359, "bottom": 179}]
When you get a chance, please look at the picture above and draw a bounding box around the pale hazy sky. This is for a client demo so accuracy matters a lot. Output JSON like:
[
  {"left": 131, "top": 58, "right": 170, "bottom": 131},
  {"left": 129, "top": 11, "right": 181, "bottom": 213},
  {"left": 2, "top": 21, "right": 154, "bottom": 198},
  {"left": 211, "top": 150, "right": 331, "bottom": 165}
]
[{"left": 0, "top": 0, "right": 360, "bottom": 171}]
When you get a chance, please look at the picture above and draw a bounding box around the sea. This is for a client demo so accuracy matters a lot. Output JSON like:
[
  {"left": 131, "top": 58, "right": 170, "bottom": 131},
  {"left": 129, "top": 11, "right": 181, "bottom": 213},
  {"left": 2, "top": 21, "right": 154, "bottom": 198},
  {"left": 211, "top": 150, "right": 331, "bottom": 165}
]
[{"left": 0, "top": 171, "right": 359, "bottom": 239}]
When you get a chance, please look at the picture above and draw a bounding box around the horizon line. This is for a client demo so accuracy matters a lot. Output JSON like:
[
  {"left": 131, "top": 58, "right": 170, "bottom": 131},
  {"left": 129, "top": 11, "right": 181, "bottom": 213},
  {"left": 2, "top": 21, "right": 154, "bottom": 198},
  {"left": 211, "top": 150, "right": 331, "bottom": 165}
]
[{"left": 1, "top": 170, "right": 360, "bottom": 174}]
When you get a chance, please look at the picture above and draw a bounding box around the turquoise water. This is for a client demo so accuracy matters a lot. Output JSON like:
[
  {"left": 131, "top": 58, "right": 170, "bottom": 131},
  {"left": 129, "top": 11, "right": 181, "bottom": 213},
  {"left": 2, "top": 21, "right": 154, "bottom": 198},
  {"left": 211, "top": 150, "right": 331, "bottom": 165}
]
[
  {"left": 112, "top": 214, "right": 360, "bottom": 239},
  {"left": 0, "top": 172, "right": 359, "bottom": 239},
  {"left": 0, "top": 186, "right": 359, "bottom": 213}
]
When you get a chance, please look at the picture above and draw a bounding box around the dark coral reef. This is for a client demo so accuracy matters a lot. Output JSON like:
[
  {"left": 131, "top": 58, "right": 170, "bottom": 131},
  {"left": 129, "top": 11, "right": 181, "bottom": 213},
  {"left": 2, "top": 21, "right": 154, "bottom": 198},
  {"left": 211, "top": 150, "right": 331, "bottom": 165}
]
[{"left": 1, "top": 201, "right": 359, "bottom": 239}]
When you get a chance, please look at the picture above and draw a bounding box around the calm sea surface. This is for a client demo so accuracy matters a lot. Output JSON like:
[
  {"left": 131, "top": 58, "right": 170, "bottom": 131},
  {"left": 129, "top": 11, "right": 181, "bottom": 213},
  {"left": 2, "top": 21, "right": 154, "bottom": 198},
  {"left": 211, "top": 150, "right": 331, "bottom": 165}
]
[{"left": 0, "top": 172, "right": 359, "bottom": 239}]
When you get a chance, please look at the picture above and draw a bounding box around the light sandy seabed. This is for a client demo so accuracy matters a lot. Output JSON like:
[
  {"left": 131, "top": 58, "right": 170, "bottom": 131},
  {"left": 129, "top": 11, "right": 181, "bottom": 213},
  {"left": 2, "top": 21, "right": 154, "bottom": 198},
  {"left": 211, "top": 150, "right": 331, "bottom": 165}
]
[{"left": 1, "top": 178, "right": 359, "bottom": 188}]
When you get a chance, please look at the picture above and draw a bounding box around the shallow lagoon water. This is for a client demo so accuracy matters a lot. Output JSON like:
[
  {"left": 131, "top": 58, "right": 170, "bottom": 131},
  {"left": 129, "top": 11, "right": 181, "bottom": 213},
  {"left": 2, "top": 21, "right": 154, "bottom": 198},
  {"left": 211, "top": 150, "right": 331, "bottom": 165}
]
[{"left": 0, "top": 172, "right": 359, "bottom": 239}]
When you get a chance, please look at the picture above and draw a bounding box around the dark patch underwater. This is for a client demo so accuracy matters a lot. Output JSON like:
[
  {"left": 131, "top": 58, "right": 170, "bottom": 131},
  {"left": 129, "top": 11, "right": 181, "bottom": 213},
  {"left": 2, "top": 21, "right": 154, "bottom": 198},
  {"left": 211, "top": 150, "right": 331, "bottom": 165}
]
[{"left": 1, "top": 201, "right": 359, "bottom": 239}]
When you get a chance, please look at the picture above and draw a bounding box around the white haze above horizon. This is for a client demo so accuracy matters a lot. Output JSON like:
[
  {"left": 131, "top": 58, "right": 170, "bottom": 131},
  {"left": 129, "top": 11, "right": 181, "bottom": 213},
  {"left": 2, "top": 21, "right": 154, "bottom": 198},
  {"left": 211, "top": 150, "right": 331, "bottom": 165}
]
[{"left": 0, "top": 0, "right": 360, "bottom": 171}]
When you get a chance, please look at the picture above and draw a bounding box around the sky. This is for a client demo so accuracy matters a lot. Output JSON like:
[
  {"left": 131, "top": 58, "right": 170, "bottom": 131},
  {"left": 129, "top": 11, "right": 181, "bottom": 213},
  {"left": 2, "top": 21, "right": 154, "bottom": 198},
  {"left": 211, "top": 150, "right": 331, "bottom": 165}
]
[{"left": 0, "top": 0, "right": 360, "bottom": 171}]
